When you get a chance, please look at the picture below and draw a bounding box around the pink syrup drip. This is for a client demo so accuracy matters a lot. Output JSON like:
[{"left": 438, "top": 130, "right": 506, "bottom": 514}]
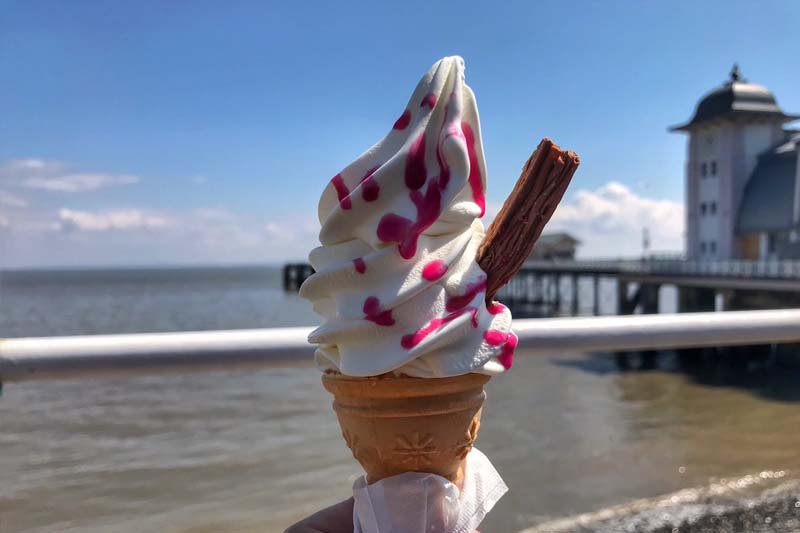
[
  {"left": 445, "top": 276, "right": 487, "bottom": 312},
  {"left": 330, "top": 174, "right": 351, "bottom": 210},
  {"left": 377, "top": 91, "right": 462, "bottom": 260},
  {"left": 461, "top": 121, "right": 485, "bottom": 217},
  {"left": 483, "top": 329, "right": 508, "bottom": 346},
  {"left": 360, "top": 166, "right": 380, "bottom": 202},
  {"left": 393, "top": 110, "right": 411, "bottom": 130},
  {"left": 497, "top": 332, "right": 518, "bottom": 369},
  {"left": 404, "top": 132, "right": 427, "bottom": 190},
  {"left": 400, "top": 306, "right": 478, "bottom": 350},
  {"left": 376, "top": 175, "right": 443, "bottom": 259},
  {"left": 363, "top": 296, "right": 394, "bottom": 326},
  {"left": 420, "top": 93, "right": 437, "bottom": 109},
  {"left": 421, "top": 259, "right": 448, "bottom": 281},
  {"left": 353, "top": 257, "right": 366, "bottom": 274},
  {"left": 487, "top": 301, "right": 506, "bottom": 315}
]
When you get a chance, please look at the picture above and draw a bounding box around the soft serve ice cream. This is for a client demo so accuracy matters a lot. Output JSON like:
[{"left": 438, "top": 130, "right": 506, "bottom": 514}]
[{"left": 300, "top": 56, "right": 516, "bottom": 378}]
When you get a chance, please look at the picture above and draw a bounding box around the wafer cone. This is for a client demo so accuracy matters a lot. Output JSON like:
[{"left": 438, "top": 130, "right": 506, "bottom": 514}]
[{"left": 322, "top": 372, "right": 490, "bottom": 485}]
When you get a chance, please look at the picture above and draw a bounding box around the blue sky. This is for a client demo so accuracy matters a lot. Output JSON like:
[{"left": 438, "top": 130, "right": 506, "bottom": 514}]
[{"left": 1, "top": 1, "right": 799, "bottom": 267}]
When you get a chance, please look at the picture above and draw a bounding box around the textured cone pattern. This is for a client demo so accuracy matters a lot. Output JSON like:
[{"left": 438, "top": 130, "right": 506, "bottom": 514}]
[{"left": 322, "top": 372, "right": 490, "bottom": 484}]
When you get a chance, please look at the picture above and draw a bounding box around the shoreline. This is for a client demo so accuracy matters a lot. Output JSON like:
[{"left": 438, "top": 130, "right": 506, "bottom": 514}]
[{"left": 523, "top": 474, "right": 800, "bottom": 533}]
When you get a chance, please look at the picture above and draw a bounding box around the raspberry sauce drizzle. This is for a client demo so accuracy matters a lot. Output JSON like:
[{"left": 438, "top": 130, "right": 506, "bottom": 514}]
[
  {"left": 404, "top": 132, "right": 427, "bottom": 190},
  {"left": 360, "top": 166, "right": 380, "bottom": 202},
  {"left": 497, "top": 332, "right": 518, "bottom": 369},
  {"left": 376, "top": 177, "right": 443, "bottom": 259},
  {"left": 393, "top": 110, "right": 411, "bottom": 130},
  {"left": 445, "top": 276, "right": 487, "bottom": 312},
  {"left": 353, "top": 257, "right": 366, "bottom": 274},
  {"left": 421, "top": 93, "right": 437, "bottom": 109},
  {"left": 422, "top": 260, "right": 448, "bottom": 281},
  {"left": 461, "top": 122, "right": 485, "bottom": 217},
  {"left": 330, "top": 174, "right": 351, "bottom": 210},
  {"left": 484, "top": 329, "right": 517, "bottom": 369},
  {"left": 377, "top": 90, "right": 466, "bottom": 260},
  {"left": 483, "top": 329, "right": 508, "bottom": 345},
  {"left": 487, "top": 301, "right": 506, "bottom": 315},
  {"left": 401, "top": 306, "right": 478, "bottom": 349},
  {"left": 363, "top": 296, "right": 394, "bottom": 326}
]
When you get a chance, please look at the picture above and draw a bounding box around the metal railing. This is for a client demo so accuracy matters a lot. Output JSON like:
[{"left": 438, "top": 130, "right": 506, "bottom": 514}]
[{"left": 2, "top": 309, "right": 800, "bottom": 387}]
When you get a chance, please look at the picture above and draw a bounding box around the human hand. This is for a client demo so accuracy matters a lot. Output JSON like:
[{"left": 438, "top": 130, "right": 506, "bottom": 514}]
[
  {"left": 284, "top": 498, "right": 354, "bottom": 533},
  {"left": 284, "top": 495, "right": 481, "bottom": 532}
]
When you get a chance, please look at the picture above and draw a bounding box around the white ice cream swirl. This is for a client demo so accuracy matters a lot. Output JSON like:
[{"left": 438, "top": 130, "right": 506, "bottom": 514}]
[{"left": 300, "top": 56, "right": 516, "bottom": 378}]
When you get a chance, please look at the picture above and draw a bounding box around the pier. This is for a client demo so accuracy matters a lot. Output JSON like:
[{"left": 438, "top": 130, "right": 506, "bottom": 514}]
[
  {"left": 282, "top": 263, "right": 315, "bottom": 291},
  {"left": 285, "top": 258, "right": 800, "bottom": 316},
  {"left": 498, "top": 258, "right": 800, "bottom": 317}
]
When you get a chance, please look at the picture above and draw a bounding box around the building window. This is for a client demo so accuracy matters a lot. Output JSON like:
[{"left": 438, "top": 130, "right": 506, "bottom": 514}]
[
  {"left": 768, "top": 233, "right": 777, "bottom": 254},
  {"left": 701, "top": 162, "right": 707, "bottom": 177},
  {"left": 700, "top": 202, "right": 707, "bottom": 216},
  {"left": 700, "top": 241, "right": 707, "bottom": 254},
  {"left": 710, "top": 202, "right": 717, "bottom": 215},
  {"left": 710, "top": 241, "right": 717, "bottom": 254},
  {"left": 710, "top": 160, "right": 717, "bottom": 176}
]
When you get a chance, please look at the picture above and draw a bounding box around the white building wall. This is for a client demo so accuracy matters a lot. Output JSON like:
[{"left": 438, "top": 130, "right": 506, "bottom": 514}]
[
  {"left": 743, "top": 125, "right": 775, "bottom": 178},
  {"left": 792, "top": 144, "right": 800, "bottom": 246},
  {"left": 686, "top": 135, "right": 699, "bottom": 258},
  {"left": 693, "top": 126, "right": 723, "bottom": 259},
  {"left": 686, "top": 119, "right": 787, "bottom": 260},
  {"left": 730, "top": 121, "right": 785, "bottom": 258},
  {"left": 717, "top": 123, "right": 737, "bottom": 259}
]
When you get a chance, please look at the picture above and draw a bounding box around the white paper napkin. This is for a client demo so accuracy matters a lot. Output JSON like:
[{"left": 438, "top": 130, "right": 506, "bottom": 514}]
[{"left": 352, "top": 448, "right": 507, "bottom": 533}]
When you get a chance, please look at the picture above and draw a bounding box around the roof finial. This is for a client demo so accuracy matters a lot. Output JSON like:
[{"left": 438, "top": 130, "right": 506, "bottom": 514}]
[{"left": 730, "top": 63, "right": 741, "bottom": 82}]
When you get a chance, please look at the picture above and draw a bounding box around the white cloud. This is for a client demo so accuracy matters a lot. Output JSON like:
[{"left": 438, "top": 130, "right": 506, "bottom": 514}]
[
  {"left": 546, "top": 181, "right": 684, "bottom": 257},
  {"left": 25, "top": 173, "right": 139, "bottom": 192},
  {"left": 0, "top": 213, "right": 8, "bottom": 227},
  {"left": 192, "top": 207, "right": 236, "bottom": 221},
  {"left": 0, "top": 205, "right": 319, "bottom": 267},
  {"left": 0, "top": 159, "right": 140, "bottom": 192},
  {"left": 56, "top": 208, "right": 170, "bottom": 232},
  {"left": 0, "top": 189, "right": 28, "bottom": 207},
  {"left": 1, "top": 158, "right": 65, "bottom": 176}
]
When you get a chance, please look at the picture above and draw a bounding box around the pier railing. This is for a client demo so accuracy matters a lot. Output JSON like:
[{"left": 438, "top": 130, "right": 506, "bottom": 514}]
[
  {"left": 282, "top": 259, "right": 800, "bottom": 293},
  {"left": 525, "top": 258, "right": 800, "bottom": 279},
  {"left": 2, "top": 309, "right": 800, "bottom": 386}
]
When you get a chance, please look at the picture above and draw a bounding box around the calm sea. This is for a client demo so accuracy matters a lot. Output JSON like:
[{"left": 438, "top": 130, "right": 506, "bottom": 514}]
[{"left": 1, "top": 267, "right": 799, "bottom": 532}]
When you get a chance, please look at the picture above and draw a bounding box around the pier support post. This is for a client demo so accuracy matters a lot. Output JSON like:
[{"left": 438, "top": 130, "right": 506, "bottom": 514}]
[
  {"left": 593, "top": 275, "right": 600, "bottom": 316},
  {"left": 642, "top": 284, "right": 660, "bottom": 314},
  {"left": 640, "top": 284, "right": 661, "bottom": 369},
  {"left": 571, "top": 274, "right": 579, "bottom": 316},
  {"left": 554, "top": 274, "right": 561, "bottom": 315},
  {"left": 282, "top": 263, "right": 314, "bottom": 292},
  {"left": 616, "top": 280, "right": 629, "bottom": 315},
  {"left": 282, "top": 264, "right": 296, "bottom": 291}
]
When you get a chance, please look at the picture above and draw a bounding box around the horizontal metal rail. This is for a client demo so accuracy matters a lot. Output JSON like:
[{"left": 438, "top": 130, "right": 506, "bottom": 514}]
[{"left": 1, "top": 309, "right": 800, "bottom": 385}]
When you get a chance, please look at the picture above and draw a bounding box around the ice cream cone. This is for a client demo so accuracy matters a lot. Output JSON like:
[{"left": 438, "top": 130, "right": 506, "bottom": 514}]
[{"left": 321, "top": 371, "right": 490, "bottom": 485}]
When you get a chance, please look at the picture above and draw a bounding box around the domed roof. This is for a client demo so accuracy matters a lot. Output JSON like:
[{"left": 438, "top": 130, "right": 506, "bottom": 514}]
[
  {"left": 737, "top": 133, "right": 799, "bottom": 233},
  {"left": 671, "top": 65, "right": 798, "bottom": 131}
]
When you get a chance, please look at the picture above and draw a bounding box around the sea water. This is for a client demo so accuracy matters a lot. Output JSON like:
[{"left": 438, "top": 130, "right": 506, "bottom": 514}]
[{"left": 1, "top": 267, "right": 798, "bottom": 532}]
